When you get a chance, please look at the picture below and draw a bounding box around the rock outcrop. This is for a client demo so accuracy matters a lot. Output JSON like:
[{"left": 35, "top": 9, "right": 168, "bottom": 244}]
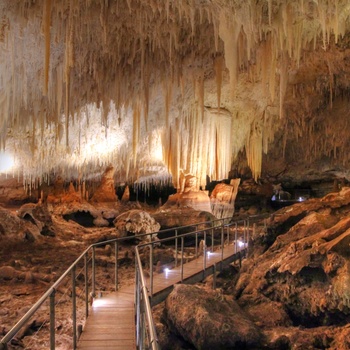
[
  {"left": 113, "top": 209, "right": 160, "bottom": 241},
  {"left": 162, "top": 284, "right": 262, "bottom": 350},
  {"left": 155, "top": 187, "right": 350, "bottom": 349}
]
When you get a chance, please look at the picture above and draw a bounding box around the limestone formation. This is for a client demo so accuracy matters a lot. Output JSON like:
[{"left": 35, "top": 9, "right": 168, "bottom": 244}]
[
  {"left": 113, "top": 209, "right": 160, "bottom": 241},
  {"left": 91, "top": 166, "right": 118, "bottom": 203},
  {"left": 162, "top": 173, "right": 212, "bottom": 213},
  {"left": 210, "top": 178, "right": 240, "bottom": 218},
  {"left": 152, "top": 208, "right": 216, "bottom": 231}
]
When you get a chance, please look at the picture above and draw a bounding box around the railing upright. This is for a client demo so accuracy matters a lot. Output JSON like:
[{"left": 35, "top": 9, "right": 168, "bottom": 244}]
[
  {"left": 221, "top": 223, "right": 224, "bottom": 263},
  {"left": 247, "top": 220, "right": 250, "bottom": 255},
  {"left": 180, "top": 236, "right": 184, "bottom": 282},
  {"left": 92, "top": 246, "right": 96, "bottom": 297},
  {"left": 49, "top": 290, "right": 55, "bottom": 350},
  {"left": 203, "top": 231, "right": 207, "bottom": 275},
  {"left": 213, "top": 263, "right": 217, "bottom": 289},
  {"left": 72, "top": 265, "right": 77, "bottom": 349},
  {"left": 174, "top": 229, "right": 178, "bottom": 267},
  {"left": 150, "top": 243, "right": 154, "bottom": 297},
  {"left": 226, "top": 224, "right": 230, "bottom": 245},
  {"left": 84, "top": 253, "right": 89, "bottom": 318},
  {"left": 135, "top": 263, "right": 140, "bottom": 348},
  {"left": 234, "top": 222, "right": 238, "bottom": 253},
  {"left": 115, "top": 241, "right": 119, "bottom": 291}
]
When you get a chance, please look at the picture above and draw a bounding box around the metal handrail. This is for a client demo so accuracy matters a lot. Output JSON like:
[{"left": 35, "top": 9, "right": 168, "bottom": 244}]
[
  {"left": 136, "top": 217, "right": 249, "bottom": 300},
  {"left": 0, "top": 215, "right": 236, "bottom": 350},
  {"left": 135, "top": 249, "right": 160, "bottom": 350},
  {"left": 134, "top": 216, "right": 254, "bottom": 349}
]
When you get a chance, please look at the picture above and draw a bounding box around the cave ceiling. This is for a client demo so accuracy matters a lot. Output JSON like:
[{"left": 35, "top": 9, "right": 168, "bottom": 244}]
[{"left": 1, "top": 0, "right": 350, "bottom": 190}]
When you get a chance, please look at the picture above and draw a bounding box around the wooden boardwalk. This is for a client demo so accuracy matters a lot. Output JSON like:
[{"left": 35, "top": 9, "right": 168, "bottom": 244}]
[
  {"left": 77, "top": 288, "right": 136, "bottom": 349},
  {"left": 77, "top": 242, "right": 241, "bottom": 349}
]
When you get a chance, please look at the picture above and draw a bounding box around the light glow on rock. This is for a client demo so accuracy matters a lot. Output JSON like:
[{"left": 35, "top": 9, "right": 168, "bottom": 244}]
[{"left": 0, "top": 152, "right": 14, "bottom": 173}]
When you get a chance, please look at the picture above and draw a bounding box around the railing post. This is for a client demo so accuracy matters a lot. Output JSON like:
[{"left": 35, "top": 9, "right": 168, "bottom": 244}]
[
  {"left": 135, "top": 267, "right": 140, "bottom": 348},
  {"left": 181, "top": 236, "right": 184, "bottom": 282},
  {"left": 175, "top": 229, "right": 178, "bottom": 267},
  {"left": 84, "top": 253, "right": 89, "bottom": 319},
  {"left": 213, "top": 263, "right": 216, "bottom": 290},
  {"left": 150, "top": 243, "right": 154, "bottom": 297},
  {"left": 211, "top": 227, "right": 214, "bottom": 253},
  {"left": 195, "top": 231, "right": 198, "bottom": 258},
  {"left": 115, "top": 241, "right": 119, "bottom": 291},
  {"left": 235, "top": 222, "right": 238, "bottom": 253},
  {"left": 72, "top": 265, "right": 77, "bottom": 349},
  {"left": 247, "top": 220, "right": 250, "bottom": 256},
  {"left": 221, "top": 223, "right": 224, "bottom": 265},
  {"left": 92, "top": 246, "right": 96, "bottom": 297},
  {"left": 203, "top": 231, "right": 207, "bottom": 277},
  {"left": 49, "top": 289, "right": 55, "bottom": 350},
  {"left": 243, "top": 220, "right": 246, "bottom": 249},
  {"left": 226, "top": 224, "right": 230, "bottom": 245}
]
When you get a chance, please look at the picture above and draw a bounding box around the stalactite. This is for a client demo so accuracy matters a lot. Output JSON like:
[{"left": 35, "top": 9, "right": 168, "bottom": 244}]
[
  {"left": 218, "top": 10, "right": 240, "bottom": 97},
  {"left": 2, "top": 0, "right": 350, "bottom": 187},
  {"left": 132, "top": 100, "right": 140, "bottom": 168},
  {"left": 43, "top": 0, "right": 51, "bottom": 96},
  {"left": 279, "top": 53, "right": 288, "bottom": 119},
  {"left": 214, "top": 55, "right": 223, "bottom": 110}
]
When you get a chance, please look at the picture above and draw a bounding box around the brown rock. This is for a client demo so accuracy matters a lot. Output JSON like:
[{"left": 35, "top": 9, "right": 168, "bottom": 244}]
[
  {"left": 164, "top": 284, "right": 262, "bottom": 349},
  {"left": 152, "top": 208, "right": 216, "bottom": 230},
  {"left": 113, "top": 209, "right": 160, "bottom": 241},
  {"left": 235, "top": 191, "right": 350, "bottom": 328},
  {"left": 91, "top": 166, "right": 118, "bottom": 203},
  {"left": 0, "top": 266, "right": 18, "bottom": 280}
]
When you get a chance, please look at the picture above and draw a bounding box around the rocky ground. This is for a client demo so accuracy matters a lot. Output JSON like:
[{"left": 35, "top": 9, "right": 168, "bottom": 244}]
[
  {"left": 0, "top": 194, "right": 226, "bottom": 349},
  {"left": 3, "top": 181, "right": 350, "bottom": 349}
]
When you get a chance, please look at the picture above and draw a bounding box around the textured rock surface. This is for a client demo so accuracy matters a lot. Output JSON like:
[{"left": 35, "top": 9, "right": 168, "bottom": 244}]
[
  {"left": 91, "top": 166, "right": 118, "bottom": 203},
  {"left": 153, "top": 187, "right": 350, "bottom": 349},
  {"left": 163, "top": 284, "right": 262, "bottom": 350},
  {"left": 152, "top": 208, "right": 216, "bottom": 230},
  {"left": 113, "top": 209, "right": 160, "bottom": 240}
]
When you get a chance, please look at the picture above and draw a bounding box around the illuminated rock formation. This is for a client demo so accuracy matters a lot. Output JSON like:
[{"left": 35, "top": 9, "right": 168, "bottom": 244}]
[
  {"left": 210, "top": 179, "right": 241, "bottom": 218},
  {"left": 91, "top": 166, "right": 118, "bottom": 203},
  {"left": 162, "top": 172, "right": 212, "bottom": 213}
]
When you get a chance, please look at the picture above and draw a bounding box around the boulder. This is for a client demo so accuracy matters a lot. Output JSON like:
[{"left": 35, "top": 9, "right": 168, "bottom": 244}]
[
  {"left": 0, "top": 207, "right": 41, "bottom": 241},
  {"left": 18, "top": 203, "right": 55, "bottom": 237},
  {"left": 113, "top": 210, "right": 160, "bottom": 241},
  {"left": 164, "top": 284, "right": 262, "bottom": 349},
  {"left": 152, "top": 208, "right": 216, "bottom": 230}
]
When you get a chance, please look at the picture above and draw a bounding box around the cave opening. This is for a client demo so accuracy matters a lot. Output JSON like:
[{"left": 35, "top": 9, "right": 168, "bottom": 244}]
[{"left": 63, "top": 211, "right": 95, "bottom": 227}]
